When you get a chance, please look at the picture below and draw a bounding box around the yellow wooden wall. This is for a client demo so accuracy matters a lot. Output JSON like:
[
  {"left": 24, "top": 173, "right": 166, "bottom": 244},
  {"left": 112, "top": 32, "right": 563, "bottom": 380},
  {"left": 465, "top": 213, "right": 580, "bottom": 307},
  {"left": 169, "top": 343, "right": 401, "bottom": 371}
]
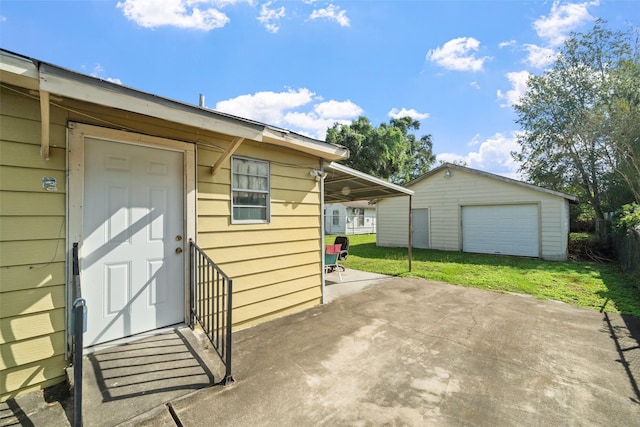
[
  {"left": 197, "top": 141, "right": 324, "bottom": 330},
  {"left": 0, "top": 87, "right": 68, "bottom": 401},
  {"left": 1, "top": 84, "right": 326, "bottom": 400}
]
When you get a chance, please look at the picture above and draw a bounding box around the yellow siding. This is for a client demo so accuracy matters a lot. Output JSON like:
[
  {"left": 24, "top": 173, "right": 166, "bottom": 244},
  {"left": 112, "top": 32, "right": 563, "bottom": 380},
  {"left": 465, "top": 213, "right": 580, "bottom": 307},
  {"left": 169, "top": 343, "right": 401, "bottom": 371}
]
[
  {"left": 0, "top": 285, "right": 66, "bottom": 318},
  {"left": 234, "top": 265, "right": 321, "bottom": 292},
  {"left": 234, "top": 276, "right": 319, "bottom": 304},
  {"left": 0, "top": 331, "right": 66, "bottom": 370},
  {"left": 0, "top": 262, "right": 65, "bottom": 293},
  {"left": 0, "top": 87, "right": 68, "bottom": 401},
  {"left": 0, "top": 166, "right": 67, "bottom": 192},
  {"left": 0, "top": 355, "right": 66, "bottom": 399},
  {"left": 233, "top": 289, "right": 322, "bottom": 327},
  {"left": 0, "top": 192, "right": 65, "bottom": 216},
  {"left": 0, "top": 83, "right": 327, "bottom": 399},
  {"left": 204, "top": 239, "right": 320, "bottom": 265},
  {"left": 197, "top": 138, "right": 323, "bottom": 330},
  {"left": 0, "top": 309, "right": 65, "bottom": 344},
  {"left": 0, "top": 140, "right": 66, "bottom": 169},
  {"left": 0, "top": 240, "right": 66, "bottom": 267},
  {"left": 0, "top": 217, "right": 66, "bottom": 242}
]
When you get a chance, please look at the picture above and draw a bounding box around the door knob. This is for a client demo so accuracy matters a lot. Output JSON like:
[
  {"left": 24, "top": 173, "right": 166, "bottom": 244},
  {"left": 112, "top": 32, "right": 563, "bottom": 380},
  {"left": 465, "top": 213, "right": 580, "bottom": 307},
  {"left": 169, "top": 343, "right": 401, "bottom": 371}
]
[{"left": 175, "top": 247, "right": 183, "bottom": 254}]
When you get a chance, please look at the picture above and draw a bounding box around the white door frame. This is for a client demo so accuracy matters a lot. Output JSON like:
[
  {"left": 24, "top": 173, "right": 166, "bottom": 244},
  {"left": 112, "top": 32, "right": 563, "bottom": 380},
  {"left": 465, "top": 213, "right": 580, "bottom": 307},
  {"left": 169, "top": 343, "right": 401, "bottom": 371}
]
[{"left": 66, "top": 122, "right": 196, "bottom": 350}]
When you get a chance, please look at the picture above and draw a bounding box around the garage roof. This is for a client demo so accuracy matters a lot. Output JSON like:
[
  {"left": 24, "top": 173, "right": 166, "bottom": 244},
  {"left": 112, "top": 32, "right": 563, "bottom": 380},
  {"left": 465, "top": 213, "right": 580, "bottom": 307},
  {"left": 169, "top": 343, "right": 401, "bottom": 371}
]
[
  {"left": 324, "top": 162, "right": 414, "bottom": 203},
  {"left": 407, "top": 163, "right": 579, "bottom": 203}
]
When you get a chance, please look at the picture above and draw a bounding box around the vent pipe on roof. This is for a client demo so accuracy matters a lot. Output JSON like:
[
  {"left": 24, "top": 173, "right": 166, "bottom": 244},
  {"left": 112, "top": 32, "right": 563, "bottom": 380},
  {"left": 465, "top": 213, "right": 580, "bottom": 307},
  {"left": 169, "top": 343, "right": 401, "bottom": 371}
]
[{"left": 199, "top": 93, "right": 205, "bottom": 108}]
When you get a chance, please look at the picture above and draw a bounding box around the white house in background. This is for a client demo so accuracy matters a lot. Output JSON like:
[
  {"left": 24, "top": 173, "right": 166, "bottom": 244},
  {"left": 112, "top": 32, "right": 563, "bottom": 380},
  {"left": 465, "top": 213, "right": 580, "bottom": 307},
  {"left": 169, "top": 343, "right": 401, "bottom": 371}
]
[
  {"left": 325, "top": 201, "right": 376, "bottom": 235},
  {"left": 376, "top": 163, "right": 578, "bottom": 261}
]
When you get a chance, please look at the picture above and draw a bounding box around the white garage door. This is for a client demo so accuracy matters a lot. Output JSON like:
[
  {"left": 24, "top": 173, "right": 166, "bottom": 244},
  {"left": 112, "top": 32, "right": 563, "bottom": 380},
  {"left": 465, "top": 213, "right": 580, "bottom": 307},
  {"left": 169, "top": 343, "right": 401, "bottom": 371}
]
[{"left": 462, "top": 204, "right": 539, "bottom": 257}]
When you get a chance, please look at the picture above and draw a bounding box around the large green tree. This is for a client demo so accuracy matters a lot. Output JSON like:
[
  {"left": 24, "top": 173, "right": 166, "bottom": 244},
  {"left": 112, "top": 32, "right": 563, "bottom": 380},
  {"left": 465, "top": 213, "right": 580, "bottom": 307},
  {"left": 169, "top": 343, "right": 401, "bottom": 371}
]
[
  {"left": 513, "top": 21, "right": 640, "bottom": 220},
  {"left": 326, "top": 116, "right": 436, "bottom": 184}
]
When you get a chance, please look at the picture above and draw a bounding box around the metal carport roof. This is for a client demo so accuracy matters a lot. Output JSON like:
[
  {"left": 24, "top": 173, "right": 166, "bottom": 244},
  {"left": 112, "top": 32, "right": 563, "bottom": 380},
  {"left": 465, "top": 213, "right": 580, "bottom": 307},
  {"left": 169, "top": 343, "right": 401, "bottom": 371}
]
[
  {"left": 323, "top": 162, "right": 414, "bottom": 203},
  {"left": 320, "top": 162, "right": 416, "bottom": 283}
]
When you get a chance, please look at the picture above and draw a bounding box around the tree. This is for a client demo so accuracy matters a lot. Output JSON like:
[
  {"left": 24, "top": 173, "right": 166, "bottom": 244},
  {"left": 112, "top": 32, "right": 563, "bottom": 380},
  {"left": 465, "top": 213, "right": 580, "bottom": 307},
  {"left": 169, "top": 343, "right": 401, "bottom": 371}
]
[
  {"left": 513, "top": 21, "right": 640, "bottom": 220},
  {"left": 326, "top": 116, "right": 436, "bottom": 184},
  {"left": 602, "top": 58, "right": 640, "bottom": 205}
]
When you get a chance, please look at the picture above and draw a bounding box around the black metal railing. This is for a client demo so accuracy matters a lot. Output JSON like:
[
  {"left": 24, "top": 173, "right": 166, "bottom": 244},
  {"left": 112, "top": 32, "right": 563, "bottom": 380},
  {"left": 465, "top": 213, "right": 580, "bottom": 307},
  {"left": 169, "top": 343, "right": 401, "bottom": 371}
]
[
  {"left": 189, "top": 240, "right": 234, "bottom": 385},
  {"left": 71, "top": 242, "right": 86, "bottom": 426}
]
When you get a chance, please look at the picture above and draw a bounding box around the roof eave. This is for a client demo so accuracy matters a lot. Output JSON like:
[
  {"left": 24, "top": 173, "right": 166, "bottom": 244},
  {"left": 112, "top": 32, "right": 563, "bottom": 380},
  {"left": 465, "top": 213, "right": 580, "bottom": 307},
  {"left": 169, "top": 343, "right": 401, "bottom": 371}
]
[
  {"left": 0, "top": 50, "right": 39, "bottom": 90},
  {"left": 262, "top": 128, "right": 348, "bottom": 161},
  {"left": 1, "top": 49, "right": 349, "bottom": 161}
]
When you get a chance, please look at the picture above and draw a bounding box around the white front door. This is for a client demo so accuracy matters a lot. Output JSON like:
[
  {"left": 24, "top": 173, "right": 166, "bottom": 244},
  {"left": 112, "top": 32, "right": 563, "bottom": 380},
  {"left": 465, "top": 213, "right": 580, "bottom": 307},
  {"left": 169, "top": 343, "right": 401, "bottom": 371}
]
[{"left": 82, "top": 137, "right": 185, "bottom": 346}]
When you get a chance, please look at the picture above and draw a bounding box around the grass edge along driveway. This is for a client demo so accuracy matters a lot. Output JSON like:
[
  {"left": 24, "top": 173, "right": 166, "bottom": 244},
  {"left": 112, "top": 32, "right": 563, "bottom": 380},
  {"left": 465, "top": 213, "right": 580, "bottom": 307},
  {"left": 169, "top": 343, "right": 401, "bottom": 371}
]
[{"left": 330, "top": 234, "right": 640, "bottom": 317}]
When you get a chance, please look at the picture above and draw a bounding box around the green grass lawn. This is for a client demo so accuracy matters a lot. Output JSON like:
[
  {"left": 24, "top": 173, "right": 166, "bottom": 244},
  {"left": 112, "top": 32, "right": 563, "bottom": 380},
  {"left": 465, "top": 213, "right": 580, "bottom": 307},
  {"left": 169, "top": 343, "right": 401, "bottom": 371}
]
[{"left": 329, "top": 234, "right": 640, "bottom": 317}]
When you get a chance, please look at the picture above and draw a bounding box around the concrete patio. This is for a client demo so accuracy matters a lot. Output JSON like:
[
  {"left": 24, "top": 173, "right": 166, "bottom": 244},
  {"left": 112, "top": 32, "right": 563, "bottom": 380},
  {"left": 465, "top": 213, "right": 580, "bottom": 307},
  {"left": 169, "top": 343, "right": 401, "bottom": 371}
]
[{"left": 2, "top": 270, "right": 639, "bottom": 426}]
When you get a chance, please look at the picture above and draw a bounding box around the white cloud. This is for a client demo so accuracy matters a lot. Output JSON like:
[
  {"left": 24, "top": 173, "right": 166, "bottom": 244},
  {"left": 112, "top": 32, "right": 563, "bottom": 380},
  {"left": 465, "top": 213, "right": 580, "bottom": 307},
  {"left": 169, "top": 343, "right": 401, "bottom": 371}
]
[
  {"left": 308, "top": 4, "right": 350, "bottom": 27},
  {"left": 314, "top": 99, "right": 362, "bottom": 118},
  {"left": 427, "top": 37, "right": 490, "bottom": 72},
  {"left": 90, "top": 64, "right": 123, "bottom": 85},
  {"left": 388, "top": 108, "right": 429, "bottom": 120},
  {"left": 499, "top": 40, "right": 516, "bottom": 48},
  {"left": 437, "top": 132, "right": 522, "bottom": 179},
  {"left": 285, "top": 99, "right": 362, "bottom": 139},
  {"left": 497, "top": 70, "right": 530, "bottom": 108},
  {"left": 469, "top": 81, "right": 480, "bottom": 90},
  {"left": 215, "top": 89, "right": 362, "bottom": 139},
  {"left": 467, "top": 134, "right": 482, "bottom": 147},
  {"left": 216, "top": 88, "right": 315, "bottom": 124},
  {"left": 523, "top": 44, "right": 558, "bottom": 68},
  {"left": 533, "top": 0, "right": 598, "bottom": 46},
  {"left": 257, "top": 1, "right": 285, "bottom": 33},
  {"left": 116, "top": 0, "right": 242, "bottom": 30}
]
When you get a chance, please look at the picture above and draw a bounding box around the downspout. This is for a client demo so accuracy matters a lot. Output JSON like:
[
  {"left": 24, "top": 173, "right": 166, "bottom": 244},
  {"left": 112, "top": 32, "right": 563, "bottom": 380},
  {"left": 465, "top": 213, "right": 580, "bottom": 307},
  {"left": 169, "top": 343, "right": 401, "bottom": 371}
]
[
  {"left": 408, "top": 194, "right": 413, "bottom": 272},
  {"left": 320, "top": 159, "right": 326, "bottom": 304}
]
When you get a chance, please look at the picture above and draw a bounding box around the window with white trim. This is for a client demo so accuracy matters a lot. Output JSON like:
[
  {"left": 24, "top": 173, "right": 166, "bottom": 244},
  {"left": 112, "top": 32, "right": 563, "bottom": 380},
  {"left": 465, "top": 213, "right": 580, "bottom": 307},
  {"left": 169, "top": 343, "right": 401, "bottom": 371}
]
[
  {"left": 231, "top": 156, "right": 270, "bottom": 223},
  {"left": 332, "top": 210, "right": 340, "bottom": 226}
]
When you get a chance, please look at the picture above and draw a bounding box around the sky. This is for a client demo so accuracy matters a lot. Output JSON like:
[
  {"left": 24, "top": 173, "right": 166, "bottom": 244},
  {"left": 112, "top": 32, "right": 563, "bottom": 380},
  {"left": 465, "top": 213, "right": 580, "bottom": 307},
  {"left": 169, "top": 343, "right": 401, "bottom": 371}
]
[{"left": 1, "top": 0, "right": 638, "bottom": 178}]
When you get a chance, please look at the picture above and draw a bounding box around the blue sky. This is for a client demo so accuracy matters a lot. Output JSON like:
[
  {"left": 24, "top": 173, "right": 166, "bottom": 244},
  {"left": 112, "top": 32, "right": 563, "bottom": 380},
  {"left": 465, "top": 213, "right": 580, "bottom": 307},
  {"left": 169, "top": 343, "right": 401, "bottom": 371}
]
[{"left": 1, "top": 0, "right": 637, "bottom": 177}]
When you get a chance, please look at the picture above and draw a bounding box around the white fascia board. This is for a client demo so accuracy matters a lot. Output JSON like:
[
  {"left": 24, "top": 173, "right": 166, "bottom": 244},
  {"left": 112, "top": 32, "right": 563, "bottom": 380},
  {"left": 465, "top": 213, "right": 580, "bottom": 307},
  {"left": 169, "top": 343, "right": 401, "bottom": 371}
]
[
  {"left": 38, "top": 65, "right": 265, "bottom": 141},
  {"left": 38, "top": 64, "right": 350, "bottom": 160},
  {"left": 0, "top": 51, "right": 39, "bottom": 90},
  {"left": 327, "top": 162, "right": 415, "bottom": 196},
  {"left": 262, "top": 128, "right": 348, "bottom": 161}
]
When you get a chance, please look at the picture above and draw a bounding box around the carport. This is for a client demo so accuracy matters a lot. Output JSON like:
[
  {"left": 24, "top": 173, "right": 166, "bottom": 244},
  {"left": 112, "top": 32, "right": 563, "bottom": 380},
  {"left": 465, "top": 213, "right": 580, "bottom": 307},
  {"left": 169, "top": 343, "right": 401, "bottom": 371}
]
[{"left": 320, "top": 161, "right": 414, "bottom": 302}]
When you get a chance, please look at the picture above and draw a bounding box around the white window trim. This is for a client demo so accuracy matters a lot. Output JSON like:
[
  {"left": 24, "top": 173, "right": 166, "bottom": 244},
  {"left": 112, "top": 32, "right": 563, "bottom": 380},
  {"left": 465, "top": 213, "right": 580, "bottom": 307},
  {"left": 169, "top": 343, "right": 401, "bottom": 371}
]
[{"left": 231, "top": 155, "right": 271, "bottom": 224}]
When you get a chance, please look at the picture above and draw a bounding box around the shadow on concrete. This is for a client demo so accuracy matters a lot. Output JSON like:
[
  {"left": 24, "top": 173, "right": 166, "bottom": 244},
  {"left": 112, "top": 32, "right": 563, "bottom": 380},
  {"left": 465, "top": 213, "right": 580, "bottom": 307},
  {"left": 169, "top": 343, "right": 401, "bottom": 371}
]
[
  {"left": 0, "top": 382, "right": 69, "bottom": 427},
  {"left": 0, "top": 398, "right": 34, "bottom": 427},
  {"left": 602, "top": 310, "right": 640, "bottom": 405},
  {"left": 88, "top": 329, "right": 214, "bottom": 402},
  {"left": 76, "top": 326, "right": 221, "bottom": 426}
]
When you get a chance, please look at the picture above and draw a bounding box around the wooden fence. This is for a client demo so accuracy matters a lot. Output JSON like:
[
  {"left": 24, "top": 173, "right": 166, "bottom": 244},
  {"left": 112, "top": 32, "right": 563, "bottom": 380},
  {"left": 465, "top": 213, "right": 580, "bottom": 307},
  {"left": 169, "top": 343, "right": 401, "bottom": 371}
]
[{"left": 613, "top": 228, "right": 640, "bottom": 284}]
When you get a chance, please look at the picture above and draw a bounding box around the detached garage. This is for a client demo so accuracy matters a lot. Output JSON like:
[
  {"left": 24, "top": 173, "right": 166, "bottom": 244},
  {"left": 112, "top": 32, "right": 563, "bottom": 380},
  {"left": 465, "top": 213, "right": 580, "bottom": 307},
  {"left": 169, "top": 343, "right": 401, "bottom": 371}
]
[{"left": 377, "top": 163, "right": 578, "bottom": 261}]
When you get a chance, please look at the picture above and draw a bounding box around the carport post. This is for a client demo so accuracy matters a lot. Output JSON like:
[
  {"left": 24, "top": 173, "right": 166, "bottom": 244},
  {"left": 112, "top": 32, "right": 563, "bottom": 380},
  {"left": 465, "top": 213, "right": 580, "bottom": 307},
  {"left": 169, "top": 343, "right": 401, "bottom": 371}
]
[
  {"left": 320, "top": 159, "right": 326, "bottom": 304},
  {"left": 408, "top": 195, "right": 413, "bottom": 272}
]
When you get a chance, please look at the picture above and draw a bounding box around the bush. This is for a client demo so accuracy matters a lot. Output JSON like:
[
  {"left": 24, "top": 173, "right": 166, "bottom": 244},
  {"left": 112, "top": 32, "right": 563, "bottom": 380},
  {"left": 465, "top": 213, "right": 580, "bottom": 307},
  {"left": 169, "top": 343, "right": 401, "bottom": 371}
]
[
  {"left": 614, "top": 203, "right": 640, "bottom": 233},
  {"left": 568, "top": 233, "right": 614, "bottom": 262}
]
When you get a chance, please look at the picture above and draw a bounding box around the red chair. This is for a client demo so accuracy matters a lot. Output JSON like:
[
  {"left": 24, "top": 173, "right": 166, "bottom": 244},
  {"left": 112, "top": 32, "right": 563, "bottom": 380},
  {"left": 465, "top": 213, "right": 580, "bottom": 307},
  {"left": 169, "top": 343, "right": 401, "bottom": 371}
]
[{"left": 324, "top": 243, "right": 343, "bottom": 281}]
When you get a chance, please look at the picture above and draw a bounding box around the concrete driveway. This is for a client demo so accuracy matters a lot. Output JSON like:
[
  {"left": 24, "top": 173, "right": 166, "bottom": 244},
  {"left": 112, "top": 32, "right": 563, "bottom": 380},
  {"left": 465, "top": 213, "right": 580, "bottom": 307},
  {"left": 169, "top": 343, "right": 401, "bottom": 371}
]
[{"left": 137, "top": 275, "right": 640, "bottom": 426}]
